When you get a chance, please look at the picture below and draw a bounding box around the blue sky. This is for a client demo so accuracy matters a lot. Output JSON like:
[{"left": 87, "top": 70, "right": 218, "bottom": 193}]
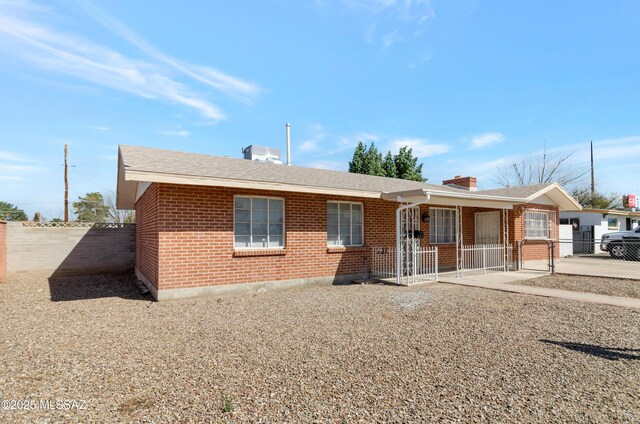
[{"left": 1, "top": 0, "right": 639, "bottom": 219}]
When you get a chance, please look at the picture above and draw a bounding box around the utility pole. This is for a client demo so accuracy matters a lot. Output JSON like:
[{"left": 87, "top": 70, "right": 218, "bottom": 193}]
[
  {"left": 64, "top": 144, "right": 69, "bottom": 223},
  {"left": 590, "top": 141, "right": 595, "bottom": 202}
]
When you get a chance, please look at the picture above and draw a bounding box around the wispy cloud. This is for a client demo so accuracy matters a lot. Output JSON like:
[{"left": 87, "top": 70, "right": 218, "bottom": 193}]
[
  {"left": 382, "top": 30, "right": 401, "bottom": 47},
  {"left": 0, "top": 175, "right": 24, "bottom": 181},
  {"left": 77, "top": 1, "right": 262, "bottom": 105},
  {"left": 306, "top": 160, "right": 346, "bottom": 171},
  {"left": 299, "top": 124, "right": 327, "bottom": 152},
  {"left": 159, "top": 130, "right": 191, "bottom": 138},
  {"left": 326, "top": 0, "right": 434, "bottom": 47},
  {"left": 87, "top": 125, "right": 110, "bottom": 131},
  {"left": 0, "top": 163, "right": 39, "bottom": 172},
  {"left": 0, "top": 150, "right": 30, "bottom": 162},
  {"left": 389, "top": 137, "right": 450, "bottom": 157},
  {"left": 0, "top": 0, "right": 261, "bottom": 121},
  {"left": 470, "top": 132, "right": 505, "bottom": 149},
  {"left": 329, "top": 131, "right": 381, "bottom": 154}
]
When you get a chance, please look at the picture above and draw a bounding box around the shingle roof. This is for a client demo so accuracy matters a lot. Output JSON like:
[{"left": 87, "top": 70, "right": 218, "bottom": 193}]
[
  {"left": 119, "top": 144, "right": 467, "bottom": 195},
  {"left": 117, "top": 145, "right": 581, "bottom": 211},
  {"left": 476, "top": 183, "right": 554, "bottom": 198}
]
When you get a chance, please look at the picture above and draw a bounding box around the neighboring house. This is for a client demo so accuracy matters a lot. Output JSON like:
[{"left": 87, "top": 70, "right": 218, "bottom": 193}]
[
  {"left": 116, "top": 145, "right": 581, "bottom": 300},
  {"left": 559, "top": 208, "right": 640, "bottom": 254}
]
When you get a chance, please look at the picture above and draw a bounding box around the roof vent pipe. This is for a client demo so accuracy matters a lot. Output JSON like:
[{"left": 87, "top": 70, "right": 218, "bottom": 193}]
[{"left": 285, "top": 122, "right": 291, "bottom": 166}]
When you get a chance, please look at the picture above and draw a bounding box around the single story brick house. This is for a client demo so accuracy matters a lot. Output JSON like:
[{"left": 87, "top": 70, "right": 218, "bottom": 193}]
[{"left": 116, "top": 145, "right": 581, "bottom": 300}]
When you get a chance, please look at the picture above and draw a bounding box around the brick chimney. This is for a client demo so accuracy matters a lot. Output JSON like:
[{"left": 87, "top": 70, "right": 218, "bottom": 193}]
[{"left": 443, "top": 175, "right": 477, "bottom": 191}]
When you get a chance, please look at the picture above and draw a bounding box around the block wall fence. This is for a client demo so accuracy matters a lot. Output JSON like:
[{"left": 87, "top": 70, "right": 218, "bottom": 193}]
[
  {"left": 4, "top": 222, "right": 135, "bottom": 278},
  {"left": 135, "top": 183, "right": 558, "bottom": 296}
]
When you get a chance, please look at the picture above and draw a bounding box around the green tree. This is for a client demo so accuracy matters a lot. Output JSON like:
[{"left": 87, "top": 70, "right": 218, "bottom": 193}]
[
  {"left": 348, "top": 143, "right": 426, "bottom": 181},
  {"left": 0, "top": 201, "right": 27, "bottom": 221},
  {"left": 348, "top": 141, "right": 366, "bottom": 174},
  {"left": 571, "top": 186, "right": 621, "bottom": 209},
  {"left": 382, "top": 151, "right": 397, "bottom": 178},
  {"left": 393, "top": 146, "right": 425, "bottom": 182},
  {"left": 363, "top": 142, "right": 385, "bottom": 176},
  {"left": 73, "top": 192, "right": 110, "bottom": 222}
]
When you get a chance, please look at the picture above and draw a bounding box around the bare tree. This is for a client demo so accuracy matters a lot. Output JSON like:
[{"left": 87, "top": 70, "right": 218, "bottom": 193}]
[
  {"left": 571, "top": 186, "right": 621, "bottom": 209},
  {"left": 494, "top": 148, "right": 588, "bottom": 188},
  {"left": 104, "top": 192, "right": 135, "bottom": 224}
]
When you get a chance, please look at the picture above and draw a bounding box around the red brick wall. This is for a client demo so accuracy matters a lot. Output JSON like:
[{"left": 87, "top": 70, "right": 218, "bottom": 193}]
[
  {"left": 133, "top": 183, "right": 561, "bottom": 292},
  {"left": 0, "top": 222, "right": 6, "bottom": 283},
  {"left": 135, "top": 184, "right": 159, "bottom": 289},
  {"left": 442, "top": 176, "right": 477, "bottom": 190},
  {"left": 510, "top": 203, "right": 560, "bottom": 262},
  {"left": 154, "top": 184, "right": 399, "bottom": 290}
]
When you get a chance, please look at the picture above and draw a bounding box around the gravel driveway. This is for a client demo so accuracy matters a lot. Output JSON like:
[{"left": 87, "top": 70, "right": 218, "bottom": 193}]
[
  {"left": 1, "top": 273, "right": 639, "bottom": 422},
  {"left": 515, "top": 274, "right": 640, "bottom": 299}
]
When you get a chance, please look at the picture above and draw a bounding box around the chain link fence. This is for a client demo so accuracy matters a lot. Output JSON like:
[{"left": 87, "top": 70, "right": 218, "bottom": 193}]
[{"left": 553, "top": 238, "right": 640, "bottom": 280}]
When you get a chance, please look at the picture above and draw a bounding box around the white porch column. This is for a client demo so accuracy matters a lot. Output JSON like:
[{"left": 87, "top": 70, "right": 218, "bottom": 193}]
[
  {"left": 456, "top": 205, "right": 464, "bottom": 277},
  {"left": 395, "top": 196, "right": 430, "bottom": 285}
]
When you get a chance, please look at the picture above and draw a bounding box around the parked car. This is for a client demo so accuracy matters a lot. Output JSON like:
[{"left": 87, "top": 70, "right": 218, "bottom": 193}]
[{"left": 601, "top": 226, "right": 640, "bottom": 258}]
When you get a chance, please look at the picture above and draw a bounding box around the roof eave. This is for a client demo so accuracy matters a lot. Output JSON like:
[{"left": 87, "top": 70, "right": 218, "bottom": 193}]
[
  {"left": 116, "top": 148, "right": 137, "bottom": 210},
  {"left": 525, "top": 182, "right": 582, "bottom": 212},
  {"left": 124, "top": 169, "right": 383, "bottom": 199}
]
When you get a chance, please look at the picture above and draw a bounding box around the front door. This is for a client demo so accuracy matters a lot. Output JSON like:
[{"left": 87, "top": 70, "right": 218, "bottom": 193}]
[
  {"left": 475, "top": 211, "right": 500, "bottom": 244},
  {"left": 400, "top": 206, "right": 420, "bottom": 278}
]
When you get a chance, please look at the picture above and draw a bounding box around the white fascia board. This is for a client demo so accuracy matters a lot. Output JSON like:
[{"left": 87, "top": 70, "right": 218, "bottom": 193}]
[
  {"left": 526, "top": 183, "right": 582, "bottom": 211},
  {"left": 382, "top": 189, "right": 522, "bottom": 208},
  {"left": 427, "top": 196, "right": 515, "bottom": 209},
  {"left": 124, "top": 170, "right": 382, "bottom": 199},
  {"left": 116, "top": 151, "right": 137, "bottom": 210},
  {"left": 135, "top": 181, "right": 152, "bottom": 203}
]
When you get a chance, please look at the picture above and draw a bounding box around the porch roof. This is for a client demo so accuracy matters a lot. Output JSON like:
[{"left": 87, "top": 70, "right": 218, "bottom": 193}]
[
  {"left": 382, "top": 182, "right": 582, "bottom": 211},
  {"left": 117, "top": 145, "right": 582, "bottom": 212}
]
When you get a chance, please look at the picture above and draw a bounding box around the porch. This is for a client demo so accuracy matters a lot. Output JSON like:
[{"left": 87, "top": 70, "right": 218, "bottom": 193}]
[
  {"left": 370, "top": 242, "right": 516, "bottom": 285},
  {"left": 370, "top": 190, "right": 521, "bottom": 285}
]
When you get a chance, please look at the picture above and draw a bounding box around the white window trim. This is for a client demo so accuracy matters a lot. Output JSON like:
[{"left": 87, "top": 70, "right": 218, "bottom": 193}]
[
  {"left": 233, "top": 195, "right": 286, "bottom": 250},
  {"left": 327, "top": 201, "right": 364, "bottom": 247},
  {"left": 607, "top": 217, "right": 620, "bottom": 231},
  {"left": 429, "top": 207, "right": 458, "bottom": 245},
  {"left": 524, "top": 208, "right": 555, "bottom": 240}
]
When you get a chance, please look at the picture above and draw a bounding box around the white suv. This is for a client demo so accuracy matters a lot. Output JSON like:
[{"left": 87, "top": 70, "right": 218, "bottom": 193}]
[{"left": 601, "top": 226, "right": 640, "bottom": 258}]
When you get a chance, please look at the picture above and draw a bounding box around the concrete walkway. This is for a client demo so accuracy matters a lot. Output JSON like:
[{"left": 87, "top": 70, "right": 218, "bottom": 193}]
[{"left": 437, "top": 271, "right": 640, "bottom": 309}]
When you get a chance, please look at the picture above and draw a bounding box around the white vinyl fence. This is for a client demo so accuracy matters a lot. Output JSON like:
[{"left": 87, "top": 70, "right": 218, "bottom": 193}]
[{"left": 460, "top": 244, "right": 513, "bottom": 276}]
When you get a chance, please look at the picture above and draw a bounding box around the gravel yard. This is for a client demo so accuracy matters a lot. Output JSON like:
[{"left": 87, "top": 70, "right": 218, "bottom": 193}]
[
  {"left": 515, "top": 274, "right": 640, "bottom": 299},
  {"left": 1, "top": 273, "right": 639, "bottom": 422}
]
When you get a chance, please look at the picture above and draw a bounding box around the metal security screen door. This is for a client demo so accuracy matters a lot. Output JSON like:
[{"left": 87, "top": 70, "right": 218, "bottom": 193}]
[
  {"left": 400, "top": 206, "right": 420, "bottom": 279},
  {"left": 475, "top": 211, "right": 500, "bottom": 244}
]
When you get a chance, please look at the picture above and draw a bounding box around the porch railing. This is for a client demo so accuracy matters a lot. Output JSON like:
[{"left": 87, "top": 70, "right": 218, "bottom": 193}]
[
  {"left": 370, "top": 246, "right": 438, "bottom": 285},
  {"left": 460, "top": 243, "right": 513, "bottom": 276}
]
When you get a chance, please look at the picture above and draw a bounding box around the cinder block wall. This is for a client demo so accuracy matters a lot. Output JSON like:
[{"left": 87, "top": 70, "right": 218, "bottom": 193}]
[
  {"left": 5, "top": 223, "right": 135, "bottom": 277},
  {"left": 0, "top": 222, "right": 6, "bottom": 282}
]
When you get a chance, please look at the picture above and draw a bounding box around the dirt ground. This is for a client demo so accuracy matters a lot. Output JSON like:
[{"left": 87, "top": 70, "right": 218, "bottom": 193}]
[
  {"left": 1, "top": 273, "right": 639, "bottom": 422},
  {"left": 515, "top": 273, "right": 640, "bottom": 299}
]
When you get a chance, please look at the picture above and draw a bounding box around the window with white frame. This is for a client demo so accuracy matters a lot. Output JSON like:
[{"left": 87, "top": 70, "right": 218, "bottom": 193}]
[
  {"left": 327, "top": 202, "right": 363, "bottom": 246},
  {"left": 234, "top": 196, "right": 284, "bottom": 248},
  {"left": 524, "top": 209, "right": 555, "bottom": 239},
  {"left": 607, "top": 217, "right": 619, "bottom": 230},
  {"left": 429, "top": 208, "right": 457, "bottom": 244}
]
